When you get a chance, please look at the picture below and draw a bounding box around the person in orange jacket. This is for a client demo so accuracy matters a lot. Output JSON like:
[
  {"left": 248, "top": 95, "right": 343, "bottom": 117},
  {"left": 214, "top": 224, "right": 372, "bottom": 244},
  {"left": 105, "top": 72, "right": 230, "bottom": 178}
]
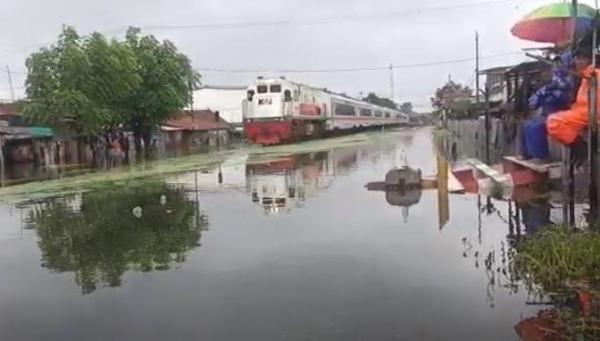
[{"left": 546, "top": 49, "right": 594, "bottom": 166}]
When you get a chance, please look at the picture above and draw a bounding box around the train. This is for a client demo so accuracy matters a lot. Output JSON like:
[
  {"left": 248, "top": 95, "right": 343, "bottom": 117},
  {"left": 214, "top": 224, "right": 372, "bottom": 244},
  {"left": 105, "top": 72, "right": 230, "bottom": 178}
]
[{"left": 242, "top": 77, "right": 410, "bottom": 145}]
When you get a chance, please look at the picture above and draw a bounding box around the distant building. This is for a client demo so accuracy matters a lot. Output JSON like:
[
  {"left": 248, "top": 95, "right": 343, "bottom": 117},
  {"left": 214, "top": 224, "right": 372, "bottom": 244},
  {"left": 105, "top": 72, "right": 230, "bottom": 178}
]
[
  {"left": 189, "top": 86, "right": 246, "bottom": 130},
  {"left": 480, "top": 61, "right": 550, "bottom": 116},
  {"left": 0, "top": 103, "right": 56, "bottom": 166},
  {"left": 160, "top": 110, "right": 232, "bottom": 149},
  {"left": 0, "top": 103, "right": 26, "bottom": 127}
]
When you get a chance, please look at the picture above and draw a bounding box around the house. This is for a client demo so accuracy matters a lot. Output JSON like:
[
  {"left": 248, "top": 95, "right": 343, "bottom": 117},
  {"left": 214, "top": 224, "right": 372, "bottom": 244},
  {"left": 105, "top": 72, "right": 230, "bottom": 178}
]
[
  {"left": 0, "top": 102, "right": 26, "bottom": 127},
  {"left": 189, "top": 86, "right": 246, "bottom": 130},
  {"left": 480, "top": 61, "right": 550, "bottom": 117},
  {"left": 160, "top": 110, "right": 232, "bottom": 150},
  {"left": 0, "top": 103, "right": 56, "bottom": 166}
]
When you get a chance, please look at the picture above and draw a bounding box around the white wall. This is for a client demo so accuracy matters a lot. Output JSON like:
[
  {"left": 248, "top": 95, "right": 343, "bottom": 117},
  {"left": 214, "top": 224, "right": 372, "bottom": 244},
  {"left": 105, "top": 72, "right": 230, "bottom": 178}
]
[{"left": 190, "top": 87, "right": 246, "bottom": 125}]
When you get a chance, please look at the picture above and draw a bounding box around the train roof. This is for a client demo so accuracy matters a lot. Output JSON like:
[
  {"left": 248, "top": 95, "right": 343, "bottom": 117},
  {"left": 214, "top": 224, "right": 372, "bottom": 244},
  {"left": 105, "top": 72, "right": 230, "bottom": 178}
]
[{"left": 253, "top": 77, "right": 404, "bottom": 114}]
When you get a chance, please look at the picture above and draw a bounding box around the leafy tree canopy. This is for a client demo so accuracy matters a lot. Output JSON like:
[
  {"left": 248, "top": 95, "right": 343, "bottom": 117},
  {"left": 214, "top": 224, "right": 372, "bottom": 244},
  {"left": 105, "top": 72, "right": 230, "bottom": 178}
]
[
  {"left": 399, "top": 102, "right": 414, "bottom": 114},
  {"left": 362, "top": 93, "right": 397, "bottom": 110},
  {"left": 123, "top": 27, "right": 200, "bottom": 149},
  {"left": 24, "top": 26, "right": 141, "bottom": 136},
  {"left": 431, "top": 80, "right": 473, "bottom": 110},
  {"left": 24, "top": 26, "right": 200, "bottom": 148}
]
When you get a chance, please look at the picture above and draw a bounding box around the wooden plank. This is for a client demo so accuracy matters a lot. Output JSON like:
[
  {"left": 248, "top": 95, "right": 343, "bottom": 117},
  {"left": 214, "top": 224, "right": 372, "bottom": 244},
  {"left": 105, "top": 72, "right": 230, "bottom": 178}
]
[
  {"left": 468, "top": 159, "right": 512, "bottom": 185},
  {"left": 503, "top": 156, "right": 561, "bottom": 173},
  {"left": 447, "top": 168, "right": 465, "bottom": 193}
]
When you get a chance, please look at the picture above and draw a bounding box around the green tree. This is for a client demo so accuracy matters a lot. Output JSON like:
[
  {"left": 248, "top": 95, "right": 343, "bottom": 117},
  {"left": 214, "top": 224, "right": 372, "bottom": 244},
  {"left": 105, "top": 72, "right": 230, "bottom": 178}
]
[
  {"left": 24, "top": 26, "right": 140, "bottom": 136},
  {"left": 362, "top": 93, "right": 397, "bottom": 110},
  {"left": 399, "top": 102, "right": 413, "bottom": 114},
  {"left": 431, "top": 80, "right": 473, "bottom": 110},
  {"left": 430, "top": 80, "right": 475, "bottom": 119},
  {"left": 124, "top": 27, "right": 201, "bottom": 154},
  {"left": 25, "top": 181, "right": 207, "bottom": 294}
]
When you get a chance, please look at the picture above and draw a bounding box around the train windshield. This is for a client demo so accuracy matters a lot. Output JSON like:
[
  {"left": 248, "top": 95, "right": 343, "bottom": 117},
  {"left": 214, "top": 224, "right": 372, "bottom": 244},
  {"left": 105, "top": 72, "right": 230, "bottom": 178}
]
[
  {"left": 257, "top": 85, "right": 268, "bottom": 94},
  {"left": 270, "top": 85, "right": 282, "bottom": 93}
]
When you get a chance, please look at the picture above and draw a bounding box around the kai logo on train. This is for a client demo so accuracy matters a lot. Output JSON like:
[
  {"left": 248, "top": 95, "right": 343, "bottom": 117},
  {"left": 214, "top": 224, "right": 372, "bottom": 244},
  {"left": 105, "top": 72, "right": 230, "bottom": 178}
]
[{"left": 258, "top": 98, "right": 273, "bottom": 105}]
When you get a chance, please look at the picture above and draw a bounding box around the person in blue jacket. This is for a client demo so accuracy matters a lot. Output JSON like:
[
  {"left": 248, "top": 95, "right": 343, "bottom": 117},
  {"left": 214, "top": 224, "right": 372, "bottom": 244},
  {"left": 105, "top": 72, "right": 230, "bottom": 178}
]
[{"left": 522, "top": 51, "right": 575, "bottom": 160}]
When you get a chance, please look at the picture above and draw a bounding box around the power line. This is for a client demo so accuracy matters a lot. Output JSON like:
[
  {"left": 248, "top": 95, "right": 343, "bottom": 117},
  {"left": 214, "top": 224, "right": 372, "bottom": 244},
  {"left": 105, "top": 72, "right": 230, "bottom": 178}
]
[
  {"left": 0, "top": 0, "right": 530, "bottom": 58},
  {"left": 198, "top": 51, "right": 523, "bottom": 74},
  {"left": 142, "top": 0, "right": 524, "bottom": 31}
]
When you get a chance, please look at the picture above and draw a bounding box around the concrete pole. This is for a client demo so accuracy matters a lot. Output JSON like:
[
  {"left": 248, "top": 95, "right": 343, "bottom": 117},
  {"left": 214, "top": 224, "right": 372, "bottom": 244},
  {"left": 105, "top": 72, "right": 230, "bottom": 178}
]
[
  {"left": 484, "top": 85, "right": 490, "bottom": 165},
  {"left": 475, "top": 32, "right": 480, "bottom": 105},
  {"left": 5, "top": 66, "right": 14, "bottom": 102},
  {"left": 0, "top": 136, "right": 5, "bottom": 187}
]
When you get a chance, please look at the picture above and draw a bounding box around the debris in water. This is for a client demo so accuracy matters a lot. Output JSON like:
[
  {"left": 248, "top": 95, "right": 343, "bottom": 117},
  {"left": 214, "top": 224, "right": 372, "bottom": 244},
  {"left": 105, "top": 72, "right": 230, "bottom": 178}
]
[
  {"left": 132, "top": 206, "right": 143, "bottom": 218},
  {"left": 160, "top": 195, "right": 167, "bottom": 205}
]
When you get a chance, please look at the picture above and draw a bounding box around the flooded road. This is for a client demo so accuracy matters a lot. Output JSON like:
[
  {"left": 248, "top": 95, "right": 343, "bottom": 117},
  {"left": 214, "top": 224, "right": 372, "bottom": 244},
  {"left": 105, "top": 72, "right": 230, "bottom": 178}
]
[{"left": 0, "top": 128, "right": 542, "bottom": 340}]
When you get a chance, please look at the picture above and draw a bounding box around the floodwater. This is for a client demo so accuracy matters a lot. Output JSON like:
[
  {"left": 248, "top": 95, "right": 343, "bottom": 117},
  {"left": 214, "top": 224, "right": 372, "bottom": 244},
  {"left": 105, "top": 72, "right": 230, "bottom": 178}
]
[{"left": 0, "top": 128, "right": 547, "bottom": 340}]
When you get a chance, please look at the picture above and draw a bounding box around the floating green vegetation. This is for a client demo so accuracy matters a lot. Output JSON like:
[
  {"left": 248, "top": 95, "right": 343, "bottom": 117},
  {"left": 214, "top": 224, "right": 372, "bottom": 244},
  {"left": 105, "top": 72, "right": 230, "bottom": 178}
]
[{"left": 0, "top": 131, "right": 392, "bottom": 204}]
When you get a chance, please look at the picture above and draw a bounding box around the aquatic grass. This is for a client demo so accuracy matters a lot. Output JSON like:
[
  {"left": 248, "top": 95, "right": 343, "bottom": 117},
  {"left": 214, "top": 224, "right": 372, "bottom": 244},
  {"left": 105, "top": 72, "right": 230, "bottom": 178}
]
[
  {"left": 0, "top": 131, "right": 392, "bottom": 204},
  {"left": 513, "top": 226, "right": 600, "bottom": 291},
  {"left": 510, "top": 227, "right": 600, "bottom": 340}
]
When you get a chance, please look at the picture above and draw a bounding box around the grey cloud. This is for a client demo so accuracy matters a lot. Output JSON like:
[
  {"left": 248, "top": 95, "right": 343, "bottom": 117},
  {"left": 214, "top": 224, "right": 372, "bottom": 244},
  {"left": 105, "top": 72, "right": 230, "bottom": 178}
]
[{"left": 0, "top": 0, "right": 569, "bottom": 107}]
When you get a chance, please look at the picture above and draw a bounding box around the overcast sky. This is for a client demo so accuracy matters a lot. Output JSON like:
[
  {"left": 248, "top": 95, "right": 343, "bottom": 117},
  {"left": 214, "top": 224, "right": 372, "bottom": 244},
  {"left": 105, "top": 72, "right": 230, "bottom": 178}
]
[{"left": 0, "top": 0, "right": 594, "bottom": 110}]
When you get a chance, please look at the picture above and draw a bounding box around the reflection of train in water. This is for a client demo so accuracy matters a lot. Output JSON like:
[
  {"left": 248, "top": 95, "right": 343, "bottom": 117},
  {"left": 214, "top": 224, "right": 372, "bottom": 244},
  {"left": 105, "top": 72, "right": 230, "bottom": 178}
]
[
  {"left": 246, "top": 153, "right": 333, "bottom": 215},
  {"left": 167, "top": 139, "right": 398, "bottom": 215},
  {"left": 245, "top": 145, "right": 386, "bottom": 215},
  {"left": 243, "top": 77, "right": 410, "bottom": 145}
]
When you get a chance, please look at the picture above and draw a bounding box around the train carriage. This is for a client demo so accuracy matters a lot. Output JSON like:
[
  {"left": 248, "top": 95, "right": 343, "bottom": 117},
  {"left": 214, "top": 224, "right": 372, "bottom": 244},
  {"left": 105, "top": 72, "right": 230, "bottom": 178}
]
[{"left": 243, "top": 77, "right": 409, "bottom": 145}]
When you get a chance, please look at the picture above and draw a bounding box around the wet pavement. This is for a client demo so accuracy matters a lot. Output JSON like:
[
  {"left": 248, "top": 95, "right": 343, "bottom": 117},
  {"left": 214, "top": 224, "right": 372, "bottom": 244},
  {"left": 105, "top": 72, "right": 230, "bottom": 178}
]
[{"left": 0, "top": 128, "right": 547, "bottom": 340}]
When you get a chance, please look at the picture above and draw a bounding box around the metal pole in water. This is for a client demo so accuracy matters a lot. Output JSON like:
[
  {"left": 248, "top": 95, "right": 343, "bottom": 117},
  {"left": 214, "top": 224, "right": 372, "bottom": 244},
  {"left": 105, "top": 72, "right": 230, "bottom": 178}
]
[{"left": 562, "top": 0, "right": 579, "bottom": 227}]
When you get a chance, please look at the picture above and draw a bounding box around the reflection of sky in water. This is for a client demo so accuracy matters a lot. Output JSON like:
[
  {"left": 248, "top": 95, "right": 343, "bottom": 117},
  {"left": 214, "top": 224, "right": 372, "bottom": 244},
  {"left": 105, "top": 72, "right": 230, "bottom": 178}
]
[
  {"left": 0, "top": 128, "right": 541, "bottom": 340},
  {"left": 0, "top": 205, "right": 24, "bottom": 241}
]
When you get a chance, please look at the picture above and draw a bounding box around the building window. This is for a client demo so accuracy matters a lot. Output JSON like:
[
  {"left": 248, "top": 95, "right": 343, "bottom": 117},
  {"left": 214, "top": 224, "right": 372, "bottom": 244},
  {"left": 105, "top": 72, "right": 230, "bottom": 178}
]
[{"left": 374, "top": 111, "right": 383, "bottom": 118}]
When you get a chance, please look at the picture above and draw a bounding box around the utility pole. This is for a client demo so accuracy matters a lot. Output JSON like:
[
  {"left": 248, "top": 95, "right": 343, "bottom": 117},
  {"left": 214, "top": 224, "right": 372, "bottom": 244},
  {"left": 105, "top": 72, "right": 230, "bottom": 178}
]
[
  {"left": 475, "top": 31, "right": 489, "bottom": 163},
  {"left": 188, "top": 79, "right": 195, "bottom": 113},
  {"left": 475, "top": 31, "right": 492, "bottom": 212},
  {"left": 0, "top": 136, "right": 5, "bottom": 188},
  {"left": 5, "top": 66, "right": 14, "bottom": 102},
  {"left": 475, "top": 32, "right": 480, "bottom": 105},
  {"left": 389, "top": 63, "right": 395, "bottom": 101}
]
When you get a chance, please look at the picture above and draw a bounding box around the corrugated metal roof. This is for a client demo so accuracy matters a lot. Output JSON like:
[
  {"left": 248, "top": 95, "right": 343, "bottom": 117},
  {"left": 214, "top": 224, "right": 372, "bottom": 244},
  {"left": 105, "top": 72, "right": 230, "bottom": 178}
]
[
  {"left": 163, "top": 110, "right": 231, "bottom": 132},
  {"left": 198, "top": 85, "right": 247, "bottom": 90},
  {"left": 0, "top": 125, "right": 53, "bottom": 140}
]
